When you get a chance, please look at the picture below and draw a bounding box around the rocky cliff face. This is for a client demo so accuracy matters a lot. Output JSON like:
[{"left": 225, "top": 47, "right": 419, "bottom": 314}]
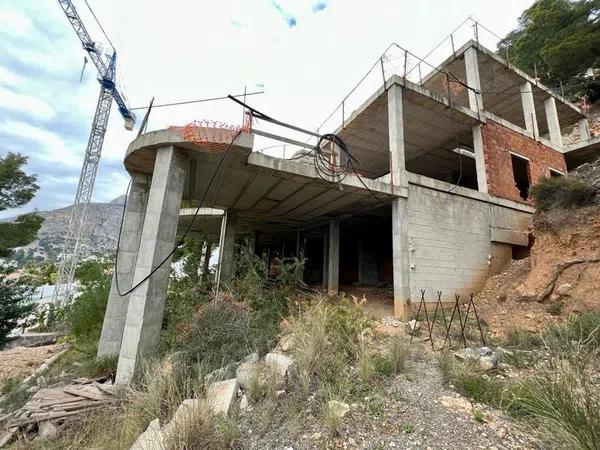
[{"left": 8, "top": 198, "right": 125, "bottom": 266}]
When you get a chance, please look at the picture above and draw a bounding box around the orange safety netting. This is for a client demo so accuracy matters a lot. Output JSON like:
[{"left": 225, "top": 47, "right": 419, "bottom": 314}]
[{"left": 170, "top": 118, "right": 253, "bottom": 153}]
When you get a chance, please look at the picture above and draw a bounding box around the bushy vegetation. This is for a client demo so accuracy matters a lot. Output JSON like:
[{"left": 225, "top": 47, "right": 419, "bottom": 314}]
[
  {"left": 68, "top": 259, "right": 112, "bottom": 350},
  {"left": 0, "top": 275, "right": 36, "bottom": 348},
  {"left": 161, "top": 244, "right": 300, "bottom": 377},
  {"left": 529, "top": 176, "right": 596, "bottom": 211},
  {"left": 0, "top": 152, "right": 42, "bottom": 349},
  {"left": 439, "top": 312, "right": 600, "bottom": 450}
]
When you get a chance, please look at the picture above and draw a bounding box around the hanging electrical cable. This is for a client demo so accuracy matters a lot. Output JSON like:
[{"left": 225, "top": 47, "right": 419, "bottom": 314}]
[{"left": 114, "top": 127, "right": 243, "bottom": 297}]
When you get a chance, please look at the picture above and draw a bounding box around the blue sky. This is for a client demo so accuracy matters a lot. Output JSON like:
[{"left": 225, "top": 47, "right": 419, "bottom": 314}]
[{"left": 0, "top": 0, "right": 534, "bottom": 219}]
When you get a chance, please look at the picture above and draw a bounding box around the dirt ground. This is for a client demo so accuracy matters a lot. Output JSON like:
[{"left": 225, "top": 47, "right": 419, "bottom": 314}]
[
  {"left": 341, "top": 285, "right": 394, "bottom": 318},
  {"left": 476, "top": 206, "right": 600, "bottom": 339},
  {"left": 0, "top": 344, "right": 64, "bottom": 386}
]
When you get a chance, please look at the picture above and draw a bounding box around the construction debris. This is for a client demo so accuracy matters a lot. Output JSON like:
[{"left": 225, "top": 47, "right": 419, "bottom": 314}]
[{"left": 0, "top": 377, "right": 119, "bottom": 446}]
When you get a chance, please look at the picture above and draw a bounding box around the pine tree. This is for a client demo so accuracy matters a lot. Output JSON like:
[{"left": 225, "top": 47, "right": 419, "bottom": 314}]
[{"left": 0, "top": 152, "right": 43, "bottom": 347}]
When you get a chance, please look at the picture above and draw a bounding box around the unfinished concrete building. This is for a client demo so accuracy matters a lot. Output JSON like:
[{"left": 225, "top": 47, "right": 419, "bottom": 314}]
[{"left": 98, "top": 40, "right": 600, "bottom": 384}]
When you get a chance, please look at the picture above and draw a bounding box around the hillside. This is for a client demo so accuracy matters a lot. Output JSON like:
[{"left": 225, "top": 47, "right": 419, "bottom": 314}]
[
  {"left": 477, "top": 157, "right": 600, "bottom": 338},
  {"left": 7, "top": 197, "right": 125, "bottom": 266}
]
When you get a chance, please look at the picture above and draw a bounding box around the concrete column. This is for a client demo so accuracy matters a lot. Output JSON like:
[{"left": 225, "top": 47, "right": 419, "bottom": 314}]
[
  {"left": 544, "top": 97, "right": 563, "bottom": 147},
  {"left": 472, "top": 125, "right": 488, "bottom": 193},
  {"left": 246, "top": 231, "right": 257, "bottom": 255},
  {"left": 327, "top": 218, "right": 340, "bottom": 294},
  {"left": 201, "top": 241, "right": 212, "bottom": 281},
  {"left": 115, "top": 146, "right": 187, "bottom": 385},
  {"left": 97, "top": 172, "right": 150, "bottom": 358},
  {"left": 579, "top": 118, "right": 591, "bottom": 141},
  {"left": 520, "top": 81, "right": 538, "bottom": 136},
  {"left": 358, "top": 240, "right": 378, "bottom": 285},
  {"left": 387, "top": 84, "right": 407, "bottom": 188},
  {"left": 216, "top": 210, "right": 237, "bottom": 286},
  {"left": 322, "top": 233, "right": 328, "bottom": 289},
  {"left": 464, "top": 46, "right": 483, "bottom": 113},
  {"left": 392, "top": 198, "right": 411, "bottom": 320}
]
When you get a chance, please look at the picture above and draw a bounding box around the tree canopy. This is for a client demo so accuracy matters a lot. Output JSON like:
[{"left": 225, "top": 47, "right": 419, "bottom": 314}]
[
  {"left": 499, "top": 0, "right": 600, "bottom": 102},
  {"left": 0, "top": 152, "right": 43, "bottom": 347},
  {"left": 0, "top": 152, "right": 39, "bottom": 211}
]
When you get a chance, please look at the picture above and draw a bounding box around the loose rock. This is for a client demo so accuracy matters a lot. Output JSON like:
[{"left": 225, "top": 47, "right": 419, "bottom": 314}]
[{"left": 206, "top": 378, "right": 238, "bottom": 416}]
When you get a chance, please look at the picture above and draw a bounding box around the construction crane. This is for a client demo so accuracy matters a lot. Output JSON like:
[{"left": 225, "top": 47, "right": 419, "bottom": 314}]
[{"left": 52, "top": 0, "right": 135, "bottom": 306}]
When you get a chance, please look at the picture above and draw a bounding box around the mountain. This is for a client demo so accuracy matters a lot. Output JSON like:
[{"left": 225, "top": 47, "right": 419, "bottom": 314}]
[{"left": 8, "top": 199, "right": 125, "bottom": 266}]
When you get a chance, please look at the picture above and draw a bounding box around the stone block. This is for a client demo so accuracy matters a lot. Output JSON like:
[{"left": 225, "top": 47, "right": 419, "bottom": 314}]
[{"left": 206, "top": 378, "right": 238, "bottom": 416}]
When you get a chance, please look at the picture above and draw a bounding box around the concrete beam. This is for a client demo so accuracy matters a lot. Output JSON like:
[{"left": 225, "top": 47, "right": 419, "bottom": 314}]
[
  {"left": 392, "top": 198, "right": 411, "bottom": 320},
  {"left": 115, "top": 146, "right": 187, "bottom": 385},
  {"left": 216, "top": 210, "right": 238, "bottom": 286},
  {"left": 472, "top": 125, "right": 488, "bottom": 193},
  {"left": 520, "top": 81, "right": 539, "bottom": 136},
  {"left": 579, "top": 118, "right": 591, "bottom": 141},
  {"left": 544, "top": 97, "right": 563, "bottom": 147},
  {"left": 97, "top": 172, "right": 150, "bottom": 358},
  {"left": 490, "top": 227, "right": 528, "bottom": 246},
  {"left": 387, "top": 84, "right": 408, "bottom": 188},
  {"left": 327, "top": 218, "right": 340, "bottom": 294},
  {"left": 464, "top": 47, "right": 483, "bottom": 114}
]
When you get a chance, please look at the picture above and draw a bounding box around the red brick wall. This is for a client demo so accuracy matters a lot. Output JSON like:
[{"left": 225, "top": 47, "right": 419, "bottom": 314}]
[{"left": 481, "top": 120, "right": 567, "bottom": 205}]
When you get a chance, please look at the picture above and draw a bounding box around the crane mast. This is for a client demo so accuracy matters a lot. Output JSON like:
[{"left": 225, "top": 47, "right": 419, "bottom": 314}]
[{"left": 53, "top": 0, "right": 135, "bottom": 306}]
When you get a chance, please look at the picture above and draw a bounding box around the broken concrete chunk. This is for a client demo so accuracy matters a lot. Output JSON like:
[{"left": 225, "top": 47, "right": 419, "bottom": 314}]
[
  {"left": 236, "top": 361, "right": 264, "bottom": 391},
  {"left": 206, "top": 378, "right": 238, "bottom": 416},
  {"left": 454, "top": 347, "right": 498, "bottom": 370},
  {"left": 405, "top": 319, "right": 420, "bottom": 335},
  {"left": 240, "top": 394, "right": 249, "bottom": 410},
  {"left": 243, "top": 352, "right": 259, "bottom": 364},
  {"left": 265, "top": 352, "right": 296, "bottom": 387},
  {"left": 129, "top": 418, "right": 164, "bottom": 450},
  {"left": 162, "top": 399, "right": 198, "bottom": 436}
]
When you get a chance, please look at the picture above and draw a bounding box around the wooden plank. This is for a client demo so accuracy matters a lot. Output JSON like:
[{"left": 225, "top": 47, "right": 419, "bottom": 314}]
[
  {"left": 63, "top": 387, "right": 104, "bottom": 401},
  {"left": 9, "top": 411, "right": 81, "bottom": 427}
]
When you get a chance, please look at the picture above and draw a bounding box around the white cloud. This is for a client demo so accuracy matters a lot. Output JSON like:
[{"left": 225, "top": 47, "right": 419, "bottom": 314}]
[
  {"left": 0, "top": 65, "right": 24, "bottom": 87},
  {"left": 0, "top": 120, "right": 81, "bottom": 168},
  {"left": 0, "top": 9, "right": 33, "bottom": 36},
  {"left": 0, "top": 86, "right": 56, "bottom": 121}
]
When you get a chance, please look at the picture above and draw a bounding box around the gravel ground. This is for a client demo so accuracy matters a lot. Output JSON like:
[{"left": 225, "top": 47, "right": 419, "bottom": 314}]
[
  {"left": 0, "top": 344, "right": 64, "bottom": 386},
  {"left": 235, "top": 344, "right": 542, "bottom": 450}
]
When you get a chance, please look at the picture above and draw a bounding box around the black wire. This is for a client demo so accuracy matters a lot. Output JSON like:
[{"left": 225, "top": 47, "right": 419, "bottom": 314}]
[
  {"left": 114, "top": 129, "right": 243, "bottom": 297},
  {"left": 129, "top": 92, "right": 265, "bottom": 111},
  {"left": 84, "top": 0, "right": 115, "bottom": 51}
]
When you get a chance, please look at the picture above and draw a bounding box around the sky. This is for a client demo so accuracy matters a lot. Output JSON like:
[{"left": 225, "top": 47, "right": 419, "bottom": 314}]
[{"left": 0, "top": 0, "right": 535, "bottom": 220}]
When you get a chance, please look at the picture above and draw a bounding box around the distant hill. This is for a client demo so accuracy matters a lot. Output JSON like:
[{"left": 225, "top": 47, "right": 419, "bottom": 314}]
[{"left": 7, "top": 198, "right": 125, "bottom": 267}]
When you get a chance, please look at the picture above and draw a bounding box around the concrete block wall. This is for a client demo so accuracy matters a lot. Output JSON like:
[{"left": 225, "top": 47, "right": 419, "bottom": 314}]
[
  {"left": 406, "top": 182, "right": 532, "bottom": 301},
  {"left": 481, "top": 120, "right": 567, "bottom": 204}
]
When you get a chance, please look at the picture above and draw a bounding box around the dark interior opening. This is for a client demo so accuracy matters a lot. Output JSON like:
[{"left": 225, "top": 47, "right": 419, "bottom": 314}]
[
  {"left": 510, "top": 154, "right": 531, "bottom": 200},
  {"left": 549, "top": 169, "right": 563, "bottom": 178}
]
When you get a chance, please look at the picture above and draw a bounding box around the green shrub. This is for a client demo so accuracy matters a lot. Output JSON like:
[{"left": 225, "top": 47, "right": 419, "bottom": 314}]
[
  {"left": 169, "top": 300, "right": 280, "bottom": 376},
  {"left": 1, "top": 376, "right": 30, "bottom": 412},
  {"left": 546, "top": 300, "right": 564, "bottom": 316},
  {"left": 0, "top": 275, "right": 36, "bottom": 348},
  {"left": 529, "top": 176, "right": 595, "bottom": 211},
  {"left": 288, "top": 296, "right": 372, "bottom": 396},
  {"left": 438, "top": 352, "right": 505, "bottom": 407},
  {"left": 162, "top": 242, "right": 293, "bottom": 371},
  {"left": 503, "top": 328, "right": 543, "bottom": 350},
  {"left": 68, "top": 270, "right": 111, "bottom": 349},
  {"left": 507, "top": 355, "right": 600, "bottom": 449}
]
